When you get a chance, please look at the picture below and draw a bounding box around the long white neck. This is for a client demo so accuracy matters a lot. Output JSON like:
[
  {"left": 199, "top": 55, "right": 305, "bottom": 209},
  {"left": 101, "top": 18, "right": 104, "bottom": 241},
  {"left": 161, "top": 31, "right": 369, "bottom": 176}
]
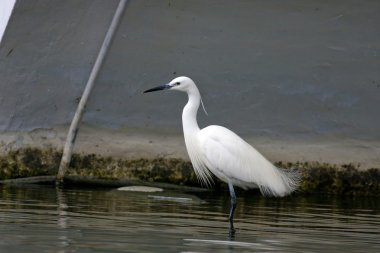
[
  {"left": 180, "top": 81, "right": 212, "bottom": 185},
  {"left": 182, "top": 86, "right": 201, "bottom": 136}
]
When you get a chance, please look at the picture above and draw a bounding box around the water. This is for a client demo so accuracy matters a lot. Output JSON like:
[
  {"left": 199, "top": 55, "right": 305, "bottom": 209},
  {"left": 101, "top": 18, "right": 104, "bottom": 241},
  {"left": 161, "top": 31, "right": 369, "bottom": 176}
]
[{"left": 0, "top": 184, "right": 379, "bottom": 253}]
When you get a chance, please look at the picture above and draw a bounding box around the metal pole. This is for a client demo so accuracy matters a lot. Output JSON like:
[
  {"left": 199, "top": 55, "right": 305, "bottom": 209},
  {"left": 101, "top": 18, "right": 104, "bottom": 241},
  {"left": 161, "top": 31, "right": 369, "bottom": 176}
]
[{"left": 56, "top": 0, "right": 128, "bottom": 184}]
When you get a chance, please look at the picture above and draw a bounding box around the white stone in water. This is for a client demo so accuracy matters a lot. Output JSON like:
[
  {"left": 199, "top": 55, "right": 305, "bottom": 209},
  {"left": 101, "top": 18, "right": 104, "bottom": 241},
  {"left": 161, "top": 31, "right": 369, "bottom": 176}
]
[
  {"left": 117, "top": 186, "right": 163, "bottom": 192},
  {"left": 148, "top": 195, "right": 192, "bottom": 202}
]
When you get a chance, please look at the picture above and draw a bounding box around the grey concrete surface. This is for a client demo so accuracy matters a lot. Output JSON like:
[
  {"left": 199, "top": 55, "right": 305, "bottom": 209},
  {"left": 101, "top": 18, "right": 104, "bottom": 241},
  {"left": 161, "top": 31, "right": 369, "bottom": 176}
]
[
  {"left": 1, "top": 125, "right": 379, "bottom": 168},
  {"left": 0, "top": 0, "right": 379, "bottom": 166},
  {"left": 0, "top": 0, "right": 120, "bottom": 130}
]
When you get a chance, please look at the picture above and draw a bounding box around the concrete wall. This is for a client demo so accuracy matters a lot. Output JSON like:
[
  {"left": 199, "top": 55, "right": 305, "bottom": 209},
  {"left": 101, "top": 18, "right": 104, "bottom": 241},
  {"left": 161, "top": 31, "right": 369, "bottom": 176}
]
[{"left": 0, "top": 0, "right": 379, "bottom": 163}]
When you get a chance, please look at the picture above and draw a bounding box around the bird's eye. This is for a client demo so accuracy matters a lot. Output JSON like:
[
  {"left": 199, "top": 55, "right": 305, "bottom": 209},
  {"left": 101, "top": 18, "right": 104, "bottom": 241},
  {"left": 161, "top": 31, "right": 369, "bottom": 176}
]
[{"left": 175, "top": 82, "right": 181, "bottom": 86}]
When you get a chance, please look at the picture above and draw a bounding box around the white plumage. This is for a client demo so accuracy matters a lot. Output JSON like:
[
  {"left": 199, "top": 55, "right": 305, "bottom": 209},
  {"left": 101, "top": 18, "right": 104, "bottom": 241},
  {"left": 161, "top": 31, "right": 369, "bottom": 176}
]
[
  {"left": 197, "top": 125, "right": 299, "bottom": 196},
  {"left": 144, "top": 76, "right": 300, "bottom": 233}
]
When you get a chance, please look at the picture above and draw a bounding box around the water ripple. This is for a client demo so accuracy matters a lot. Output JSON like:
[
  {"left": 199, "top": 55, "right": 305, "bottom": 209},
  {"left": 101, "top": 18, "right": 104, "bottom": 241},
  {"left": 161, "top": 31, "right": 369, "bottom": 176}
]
[{"left": 0, "top": 185, "right": 379, "bottom": 253}]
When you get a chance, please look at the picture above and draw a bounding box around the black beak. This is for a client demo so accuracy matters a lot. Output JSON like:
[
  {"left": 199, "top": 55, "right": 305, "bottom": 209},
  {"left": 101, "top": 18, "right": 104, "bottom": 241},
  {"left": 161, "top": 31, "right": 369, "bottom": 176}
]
[{"left": 143, "top": 84, "right": 171, "bottom": 93}]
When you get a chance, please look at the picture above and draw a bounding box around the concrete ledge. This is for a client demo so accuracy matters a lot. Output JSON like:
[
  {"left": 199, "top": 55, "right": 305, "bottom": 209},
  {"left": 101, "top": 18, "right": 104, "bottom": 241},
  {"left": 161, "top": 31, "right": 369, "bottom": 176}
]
[
  {"left": 1, "top": 125, "right": 379, "bottom": 169},
  {"left": 0, "top": 147, "right": 379, "bottom": 196}
]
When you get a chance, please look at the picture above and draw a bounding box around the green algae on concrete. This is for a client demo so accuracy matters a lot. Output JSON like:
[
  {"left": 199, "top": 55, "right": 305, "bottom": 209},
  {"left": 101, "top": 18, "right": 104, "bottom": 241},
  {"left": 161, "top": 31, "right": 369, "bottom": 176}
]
[
  {"left": 0, "top": 148, "right": 61, "bottom": 179},
  {"left": 0, "top": 148, "right": 380, "bottom": 196},
  {"left": 276, "top": 161, "right": 380, "bottom": 196},
  {"left": 0, "top": 147, "right": 199, "bottom": 186},
  {"left": 68, "top": 153, "right": 199, "bottom": 186}
]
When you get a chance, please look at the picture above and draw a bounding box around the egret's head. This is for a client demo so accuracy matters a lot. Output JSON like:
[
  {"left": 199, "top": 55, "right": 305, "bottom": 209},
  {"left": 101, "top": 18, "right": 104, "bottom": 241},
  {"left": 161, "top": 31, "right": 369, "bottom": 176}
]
[{"left": 144, "top": 76, "right": 195, "bottom": 94}]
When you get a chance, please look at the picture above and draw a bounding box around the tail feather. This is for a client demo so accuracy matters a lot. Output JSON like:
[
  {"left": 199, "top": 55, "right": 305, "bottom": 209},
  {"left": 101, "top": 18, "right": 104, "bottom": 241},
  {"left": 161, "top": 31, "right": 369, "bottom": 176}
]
[{"left": 259, "top": 167, "right": 300, "bottom": 197}]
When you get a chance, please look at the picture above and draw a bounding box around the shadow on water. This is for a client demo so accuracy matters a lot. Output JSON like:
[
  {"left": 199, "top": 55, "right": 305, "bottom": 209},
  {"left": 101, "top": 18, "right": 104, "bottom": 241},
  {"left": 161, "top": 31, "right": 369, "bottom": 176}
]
[{"left": 0, "top": 184, "right": 380, "bottom": 253}]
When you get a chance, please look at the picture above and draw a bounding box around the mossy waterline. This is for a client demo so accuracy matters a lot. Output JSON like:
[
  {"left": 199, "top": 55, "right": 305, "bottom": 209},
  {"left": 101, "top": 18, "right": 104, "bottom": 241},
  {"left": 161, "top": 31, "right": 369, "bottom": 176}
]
[{"left": 0, "top": 147, "right": 379, "bottom": 196}]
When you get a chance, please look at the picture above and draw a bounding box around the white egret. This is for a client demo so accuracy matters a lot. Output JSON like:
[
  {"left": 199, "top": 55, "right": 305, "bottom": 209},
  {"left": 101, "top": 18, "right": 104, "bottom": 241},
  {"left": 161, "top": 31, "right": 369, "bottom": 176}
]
[{"left": 144, "top": 76, "right": 299, "bottom": 235}]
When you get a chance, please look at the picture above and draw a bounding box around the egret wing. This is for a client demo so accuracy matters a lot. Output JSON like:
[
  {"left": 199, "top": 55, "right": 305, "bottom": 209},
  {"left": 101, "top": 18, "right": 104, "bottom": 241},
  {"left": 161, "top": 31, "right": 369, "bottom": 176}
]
[{"left": 198, "top": 125, "right": 299, "bottom": 196}]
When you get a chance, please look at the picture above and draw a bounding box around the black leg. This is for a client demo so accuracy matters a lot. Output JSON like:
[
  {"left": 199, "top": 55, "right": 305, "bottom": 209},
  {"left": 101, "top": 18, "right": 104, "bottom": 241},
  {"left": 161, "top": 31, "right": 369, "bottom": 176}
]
[{"left": 228, "top": 182, "right": 237, "bottom": 238}]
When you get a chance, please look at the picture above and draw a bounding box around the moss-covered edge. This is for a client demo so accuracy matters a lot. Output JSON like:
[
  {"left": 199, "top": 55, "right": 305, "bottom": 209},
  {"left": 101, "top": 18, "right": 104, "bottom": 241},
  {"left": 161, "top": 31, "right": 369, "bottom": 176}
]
[
  {"left": 0, "top": 147, "right": 379, "bottom": 196},
  {"left": 275, "top": 161, "right": 380, "bottom": 196}
]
